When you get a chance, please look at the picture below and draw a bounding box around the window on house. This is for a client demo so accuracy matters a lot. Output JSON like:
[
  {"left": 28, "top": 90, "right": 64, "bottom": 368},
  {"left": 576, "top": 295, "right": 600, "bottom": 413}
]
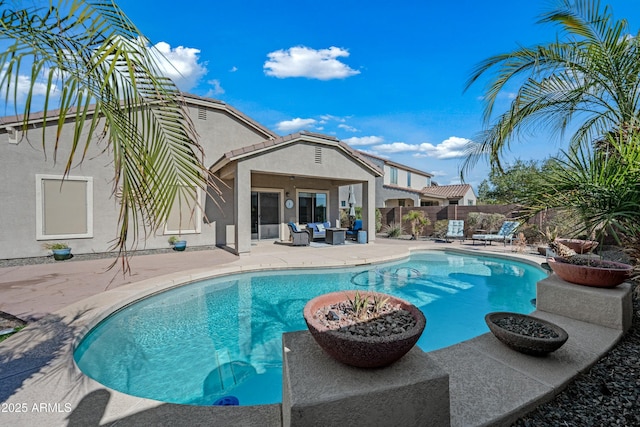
[
  {"left": 398, "top": 199, "right": 406, "bottom": 207},
  {"left": 36, "top": 175, "right": 93, "bottom": 239},
  {"left": 390, "top": 167, "right": 398, "bottom": 185},
  {"left": 407, "top": 171, "right": 411, "bottom": 188},
  {"left": 165, "top": 186, "right": 201, "bottom": 234},
  {"left": 341, "top": 200, "right": 346, "bottom": 207},
  {"left": 298, "top": 191, "right": 327, "bottom": 223}
]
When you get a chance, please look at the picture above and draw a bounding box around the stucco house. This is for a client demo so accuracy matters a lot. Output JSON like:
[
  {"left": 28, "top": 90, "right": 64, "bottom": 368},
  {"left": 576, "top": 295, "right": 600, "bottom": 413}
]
[
  {"left": 0, "top": 94, "right": 381, "bottom": 259},
  {"left": 338, "top": 152, "right": 477, "bottom": 209}
]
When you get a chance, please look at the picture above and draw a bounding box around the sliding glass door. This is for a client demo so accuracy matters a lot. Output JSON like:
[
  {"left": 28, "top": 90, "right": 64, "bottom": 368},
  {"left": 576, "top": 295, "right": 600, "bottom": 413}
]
[{"left": 251, "top": 191, "right": 280, "bottom": 240}]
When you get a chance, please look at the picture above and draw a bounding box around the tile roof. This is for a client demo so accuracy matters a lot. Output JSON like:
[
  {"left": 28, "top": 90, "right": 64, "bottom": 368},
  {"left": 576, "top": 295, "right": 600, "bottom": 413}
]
[
  {"left": 0, "top": 92, "right": 278, "bottom": 141},
  {"left": 211, "top": 131, "right": 383, "bottom": 176},
  {"left": 421, "top": 184, "right": 473, "bottom": 199}
]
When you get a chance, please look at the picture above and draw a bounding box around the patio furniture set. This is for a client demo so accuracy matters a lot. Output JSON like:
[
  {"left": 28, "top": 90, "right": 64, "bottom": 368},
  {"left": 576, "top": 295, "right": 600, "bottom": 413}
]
[{"left": 287, "top": 220, "right": 363, "bottom": 246}]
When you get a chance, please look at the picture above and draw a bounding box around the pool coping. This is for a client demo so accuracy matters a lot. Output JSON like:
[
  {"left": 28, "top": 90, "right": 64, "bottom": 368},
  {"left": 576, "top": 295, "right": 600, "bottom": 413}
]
[{"left": 0, "top": 242, "right": 630, "bottom": 426}]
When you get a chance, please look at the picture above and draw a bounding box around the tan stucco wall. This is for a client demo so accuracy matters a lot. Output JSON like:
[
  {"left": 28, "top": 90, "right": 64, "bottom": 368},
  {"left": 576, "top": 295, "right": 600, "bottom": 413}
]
[{"left": 0, "top": 100, "right": 270, "bottom": 259}]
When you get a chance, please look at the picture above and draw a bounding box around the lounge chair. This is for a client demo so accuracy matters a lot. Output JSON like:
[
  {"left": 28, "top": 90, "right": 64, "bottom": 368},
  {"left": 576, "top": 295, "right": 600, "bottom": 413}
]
[
  {"left": 472, "top": 221, "right": 520, "bottom": 246},
  {"left": 288, "top": 222, "right": 311, "bottom": 246},
  {"left": 445, "top": 220, "right": 465, "bottom": 243},
  {"left": 346, "top": 219, "right": 362, "bottom": 240}
]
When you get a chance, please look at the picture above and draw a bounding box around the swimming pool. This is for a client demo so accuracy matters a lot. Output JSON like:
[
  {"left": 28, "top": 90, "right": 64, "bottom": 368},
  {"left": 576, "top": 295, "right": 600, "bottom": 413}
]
[{"left": 74, "top": 250, "right": 546, "bottom": 406}]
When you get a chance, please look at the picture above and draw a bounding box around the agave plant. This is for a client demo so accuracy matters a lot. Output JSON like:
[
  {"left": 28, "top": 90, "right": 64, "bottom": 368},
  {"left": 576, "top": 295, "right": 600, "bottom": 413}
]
[{"left": 0, "top": 1, "right": 218, "bottom": 270}]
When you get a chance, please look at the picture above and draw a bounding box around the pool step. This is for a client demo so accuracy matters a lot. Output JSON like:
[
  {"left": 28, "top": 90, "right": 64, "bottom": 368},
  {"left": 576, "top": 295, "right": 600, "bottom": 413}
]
[{"left": 215, "top": 349, "right": 237, "bottom": 390}]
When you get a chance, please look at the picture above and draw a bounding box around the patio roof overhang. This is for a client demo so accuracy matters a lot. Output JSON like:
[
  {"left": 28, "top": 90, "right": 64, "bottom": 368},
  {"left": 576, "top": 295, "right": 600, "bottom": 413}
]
[{"left": 210, "top": 131, "right": 383, "bottom": 181}]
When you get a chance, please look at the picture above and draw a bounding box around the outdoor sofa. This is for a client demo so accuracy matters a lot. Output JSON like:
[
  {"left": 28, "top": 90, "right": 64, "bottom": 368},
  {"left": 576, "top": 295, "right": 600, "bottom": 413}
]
[{"left": 306, "top": 221, "right": 332, "bottom": 240}]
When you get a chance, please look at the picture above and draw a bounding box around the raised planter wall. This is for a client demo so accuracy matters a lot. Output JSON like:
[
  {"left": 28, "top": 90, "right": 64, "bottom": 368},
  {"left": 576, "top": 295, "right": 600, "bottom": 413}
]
[
  {"left": 282, "top": 331, "right": 450, "bottom": 427},
  {"left": 536, "top": 275, "right": 633, "bottom": 332}
]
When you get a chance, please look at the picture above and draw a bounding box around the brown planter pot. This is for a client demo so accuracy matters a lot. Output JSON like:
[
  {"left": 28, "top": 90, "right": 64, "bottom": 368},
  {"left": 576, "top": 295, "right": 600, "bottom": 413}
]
[
  {"left": 485, "top": 312, "right": 568, "bottom": 356},
  {"left": 547, "top": 257, "right": 633, "bottom": 288},
  {"left": 556, "top": 239, "right": 599, "bottom": 254},
  {"left": 303, "top": 291, "right": 426, "bottom": 368}
]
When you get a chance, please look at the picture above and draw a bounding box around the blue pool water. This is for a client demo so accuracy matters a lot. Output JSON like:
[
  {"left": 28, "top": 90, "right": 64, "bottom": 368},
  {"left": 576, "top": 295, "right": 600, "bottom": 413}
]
[{"left": 74, "top": 251, "right": 546, "bottom": 406}]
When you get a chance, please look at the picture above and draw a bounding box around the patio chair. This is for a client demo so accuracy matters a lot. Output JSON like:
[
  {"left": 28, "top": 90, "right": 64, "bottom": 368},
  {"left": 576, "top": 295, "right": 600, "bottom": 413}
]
[
  {"left": 445, "top": 220, "right": 465, "bottom": 243},
  {"left": 288, "top": 222, "right": 311, "bottom": 246},
  {"left": 471, "top": 221, "right": 520, "bottom": 246},
  {"left": 346, "top": 219, "right": 362, "bottom": 240}
]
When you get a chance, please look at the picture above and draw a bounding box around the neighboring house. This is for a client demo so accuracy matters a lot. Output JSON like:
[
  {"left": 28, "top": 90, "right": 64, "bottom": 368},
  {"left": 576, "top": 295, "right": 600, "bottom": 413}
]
[
  {"left": 339, "top": 152, "right": 476, "bottom": 209},
  {"left": 422, "top": 183, "right": 477, "bottom": 206},
  {"left": 0, "top": 94, "right": 381, "bottom": 259}
]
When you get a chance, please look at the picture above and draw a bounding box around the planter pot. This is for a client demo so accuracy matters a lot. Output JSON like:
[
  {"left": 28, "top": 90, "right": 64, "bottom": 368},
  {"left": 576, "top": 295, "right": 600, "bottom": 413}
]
[
  {"left": 303, "top": 291, "right": 426, "bottom": 368},
  {"left": 172, "top": 241, "right": 187, "bottom": 251},
  {"left": 556, "top": 239, "right": 599, "bottom": 254},
  {"left": 547, "top": 257, "right": 632, "bottom": 288},
  {"left": 52, "top": 248, "right": 72, "bottom": 261},
  {"left": 485, "top": 312, "right": 568, "bottom": 356}
]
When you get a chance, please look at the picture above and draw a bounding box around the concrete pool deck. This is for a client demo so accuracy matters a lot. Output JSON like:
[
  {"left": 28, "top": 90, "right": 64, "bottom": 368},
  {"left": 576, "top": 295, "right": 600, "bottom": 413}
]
[{"left": 0, "top": 239, "right": 632, "bottom": 426}]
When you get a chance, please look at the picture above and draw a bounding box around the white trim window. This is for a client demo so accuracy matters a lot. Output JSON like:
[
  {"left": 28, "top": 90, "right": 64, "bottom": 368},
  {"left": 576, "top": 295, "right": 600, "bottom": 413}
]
[
  {"left": 390, "top": 167, "right": 398, "bottom": 185},
  {"left": 164, "top": 185, "right": 202, "bottom": 235},
  {"left": 36, "top": 174, "right": 94, "bottom": 239}
]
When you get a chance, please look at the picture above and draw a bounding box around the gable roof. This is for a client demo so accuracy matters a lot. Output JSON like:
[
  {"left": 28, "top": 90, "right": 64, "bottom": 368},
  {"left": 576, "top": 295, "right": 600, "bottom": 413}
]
[
  {"left": 0, "top": 93, "right": 278, "bottom": 141},
  {"left": 422, "top": 184, "right": 474, "bottom": 200},
  {"left": 210, "top": 131, "right": 383, "bottom": 176}
]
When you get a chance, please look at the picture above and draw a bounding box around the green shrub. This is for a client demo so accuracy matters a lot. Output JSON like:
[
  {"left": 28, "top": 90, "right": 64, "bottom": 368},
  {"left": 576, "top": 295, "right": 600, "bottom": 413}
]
[{"left": 383, "top": 222, "right": 403, "bottom": 238}]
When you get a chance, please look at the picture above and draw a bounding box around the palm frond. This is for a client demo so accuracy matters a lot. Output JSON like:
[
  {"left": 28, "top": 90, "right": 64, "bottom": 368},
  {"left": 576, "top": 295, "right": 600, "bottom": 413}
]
[{"left": 0, "top": 1, "right": 219, "bottom": 270}]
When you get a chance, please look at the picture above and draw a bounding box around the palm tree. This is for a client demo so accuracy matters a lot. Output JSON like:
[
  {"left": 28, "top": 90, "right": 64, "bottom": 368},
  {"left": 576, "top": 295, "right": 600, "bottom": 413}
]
[
  {"left": 521, "top": 132, "right": 640, "bottom": 247},
  {"left": 462, "top": 0, "right": 640, "bottom": 177},
  {"left": 402, "top": 210, "right": 430, "bottom": 240},
  {"left": 0, "top": 1, "right": 216, "bottom": 270}
]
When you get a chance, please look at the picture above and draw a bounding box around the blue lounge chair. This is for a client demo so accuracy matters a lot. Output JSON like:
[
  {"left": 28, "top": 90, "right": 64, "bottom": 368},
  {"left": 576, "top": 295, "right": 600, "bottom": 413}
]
[
  {"left": 346, "top": 219, "right": 362, "bottom": 240},
  {"left": 445, "top": 220, "right": 465, "bottom": 243},
  {"left": 472, "top": 221, "right": 520, "bottom": 246}
]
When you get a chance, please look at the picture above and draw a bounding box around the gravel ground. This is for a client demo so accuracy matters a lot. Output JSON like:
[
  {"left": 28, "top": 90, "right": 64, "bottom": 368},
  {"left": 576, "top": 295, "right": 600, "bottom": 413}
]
[{"left": 513, "top": 284, "right": 640, "bottom": 426}]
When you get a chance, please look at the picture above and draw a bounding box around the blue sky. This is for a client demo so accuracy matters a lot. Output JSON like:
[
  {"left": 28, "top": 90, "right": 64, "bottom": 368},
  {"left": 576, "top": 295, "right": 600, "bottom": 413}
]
[{"left": 6, "top": 1, "right": 640, "bottom": 190}]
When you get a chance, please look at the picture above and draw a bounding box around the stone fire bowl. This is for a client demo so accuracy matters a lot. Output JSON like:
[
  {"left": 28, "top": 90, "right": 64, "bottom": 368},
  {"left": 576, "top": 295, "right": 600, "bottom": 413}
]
[
  {"left": 547, "top": 257, "right": 633, "bottom": 288},
  {"left": 556, "top": 239, "right": 599, "bottom": 254},
  {"left": 485, "top": 312, "right": 569, "bottom": 356},
  {"left": 303, "top": 291, "right": 426, "bottom": 368}
]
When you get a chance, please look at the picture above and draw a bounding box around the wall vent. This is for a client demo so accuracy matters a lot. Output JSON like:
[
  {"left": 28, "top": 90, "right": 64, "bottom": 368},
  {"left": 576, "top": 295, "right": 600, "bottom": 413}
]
[
  {"left": 314, "top": 147, "right": 322, "bottom": 164},
  {"left": 198, "top": 107, "right": 207, "bottom": 120}
]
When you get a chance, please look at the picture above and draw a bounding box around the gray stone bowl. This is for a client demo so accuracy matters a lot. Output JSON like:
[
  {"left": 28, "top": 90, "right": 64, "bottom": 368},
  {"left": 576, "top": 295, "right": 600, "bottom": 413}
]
[{"left": 485, "top": 312, "right": 568, "bottom": 356}]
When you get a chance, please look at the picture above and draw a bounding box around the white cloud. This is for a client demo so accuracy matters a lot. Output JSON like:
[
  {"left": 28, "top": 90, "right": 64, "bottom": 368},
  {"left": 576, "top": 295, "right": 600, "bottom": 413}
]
[
  {"left": 152, "top": 41, "right": 207, "bottom": 91},
  {"left": 429, "top": 170, "right": 448, "bottom": 177},
  {"left": 414, "top": 136, "right": 474, "bottom": 159},
  {"left": 264, "top": 46, "right": 360, "bottom": 80},
  {"left": 229, "top": 66, "right": 238, "bottom": 72},
  {"left": 204, "top": 79, "right": 224, "bottom": 97},
  {"left": 0, "top": 66, "right": 60, "bottom": 107},
  {"left": 373, "top": 136, "right": 476, "bottom": 159},
  {"left": 275, "top": 117, "right": 317, "bottom": 133},
  {"left": 374, "top": 142, "right": 420, "bottom": 153},
  {"left": 338, "top": 123, "right": 358, "bottom": 132},
  {"left": 343, "top": 136, "right": 384, "bottom": 146}
]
